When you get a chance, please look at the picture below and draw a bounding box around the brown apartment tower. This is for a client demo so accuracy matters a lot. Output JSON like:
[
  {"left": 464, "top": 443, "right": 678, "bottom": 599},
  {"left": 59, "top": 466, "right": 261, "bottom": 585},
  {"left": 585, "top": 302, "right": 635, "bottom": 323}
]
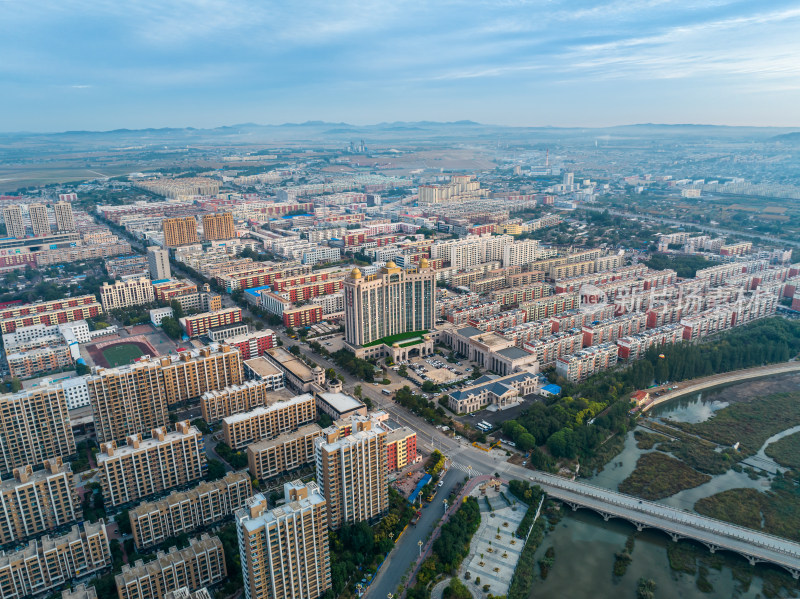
[
  {"left": 202, "top": 212, "right": 235, "bottom": 241},
  {"left": 0, "top": 388, "right": 75, "bottom": 475},
  {"left": 314, "top": 420, "right": 387, "bottom": 530},
  {"left": 236, "top": 481, "right": 331, "bottom": 599},
  {"left": 163, "top": 216, "right": 199, "bottom": 247}
]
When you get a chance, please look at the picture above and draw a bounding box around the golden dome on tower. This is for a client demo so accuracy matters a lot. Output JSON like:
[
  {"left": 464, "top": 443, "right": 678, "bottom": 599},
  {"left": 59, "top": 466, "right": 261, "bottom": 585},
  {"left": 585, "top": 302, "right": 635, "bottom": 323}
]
[
  {"left": 350, "top": 267, "right": 362, "bottom": 279},
  {"left": 385, "top": 261, "right": 398, "bottom": 269},
  {"left": 419, "top": 257, "right": 430, "bottom": 268}
]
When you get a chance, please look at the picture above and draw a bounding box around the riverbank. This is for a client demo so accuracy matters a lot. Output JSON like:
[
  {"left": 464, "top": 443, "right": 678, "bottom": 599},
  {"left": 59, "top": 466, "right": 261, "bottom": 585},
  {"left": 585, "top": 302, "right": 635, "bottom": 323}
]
[{"left": 641, "top": 361, "right": 800, "bottom": 413}]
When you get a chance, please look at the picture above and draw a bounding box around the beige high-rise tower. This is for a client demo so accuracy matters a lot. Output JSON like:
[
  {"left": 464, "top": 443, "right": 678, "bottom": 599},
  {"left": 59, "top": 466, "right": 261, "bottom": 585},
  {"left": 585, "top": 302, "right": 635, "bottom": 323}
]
[
  {"left": 163, "top": 216, "right": 198, "bottom": 247},
  {"left": 2, "top": 204, "right": 25, "bottom": 238},
  {"left": 29, "top": 203, "right": 51, "bottom": 236},
  {"left": 86, "top": 361, "right": 169, "bottom": 443},
  {"left": 343, "top": 259, "right": 436, "bottom": 347},
  {"left": 202, "top": 212, "right": 235, "bottom": 241},
  {"left": 53, "top": 201, "right": 75, "bottom": 231},
  {"left": 314, "top": 419, "right": 387, "bottom": 529},
  {"left": 0, "top": 388, "right": 75, "bottom": 475},
  {"left": 236, "top": 481, "right": 331, "bottom": 599}
]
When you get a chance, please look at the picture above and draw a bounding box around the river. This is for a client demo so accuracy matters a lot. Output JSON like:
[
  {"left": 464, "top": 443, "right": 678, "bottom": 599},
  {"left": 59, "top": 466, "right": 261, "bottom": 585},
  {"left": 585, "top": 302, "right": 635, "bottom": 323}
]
[{"left": 527, "top": 372, "right": 800, "bottom": 598}]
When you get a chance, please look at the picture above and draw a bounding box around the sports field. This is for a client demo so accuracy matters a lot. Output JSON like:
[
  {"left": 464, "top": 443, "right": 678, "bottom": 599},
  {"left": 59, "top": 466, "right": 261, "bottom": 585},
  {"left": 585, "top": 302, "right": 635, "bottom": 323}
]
[{"left": 100, "top": 343, "right": 145, "bottom": 367}]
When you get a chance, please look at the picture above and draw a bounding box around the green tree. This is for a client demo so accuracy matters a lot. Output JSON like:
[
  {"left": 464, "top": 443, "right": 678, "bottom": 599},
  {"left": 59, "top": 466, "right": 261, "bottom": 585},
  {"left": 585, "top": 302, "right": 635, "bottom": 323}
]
[
  {"left": 206, "top": 459, "right": 226, "bottom": 481},
  {"left": 353, "top": 385, "right": 362, "bottom": 398},
  {"left": 169, "top": 299, "right": 185, "bottom": 319},
  {"left": 161, "top": 316, "right": 183, "bottom": 339}
]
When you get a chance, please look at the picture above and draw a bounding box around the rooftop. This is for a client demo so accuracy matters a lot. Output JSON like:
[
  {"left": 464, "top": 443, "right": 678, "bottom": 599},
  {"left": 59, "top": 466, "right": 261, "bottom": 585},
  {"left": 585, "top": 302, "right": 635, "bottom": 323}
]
[
  {"left": 222, "top": 394, "right": 313, "bottom": 425},
  {"left": 496, "top": 346, "right": 533, "bottom": 360},
  {"left": 247, "top": 423, "right": 322, "bottom": 452},
  {"left": 242, "top": 356, "right": 281, "bottom": 378},
  {"left": 318, "top": 392, "right": 365, "bottom": 414}
]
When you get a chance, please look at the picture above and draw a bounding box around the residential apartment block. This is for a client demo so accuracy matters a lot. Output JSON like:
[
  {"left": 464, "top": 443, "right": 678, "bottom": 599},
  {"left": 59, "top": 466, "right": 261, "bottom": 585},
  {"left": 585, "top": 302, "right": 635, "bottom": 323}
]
[
  {"left": 97, "top": 422, "right": 206, "bottom": 507},
  {"left": 223, "top": 329, "right": 276, "bottom": 360},
  {"left": 314, "top": 421, "right": 387, "bottom": 529},
  {"left": 116, "top": 534, "right": 226, "bottom": 599},
  {"left": 87, "top": 360, "right": 169, "bottom": 443},
  {"left": 200, "top": 379, "right": 281, "bottom": 423},
  {"left": 0, "top": 522, "right": 111, "bottom": 599},
  {"left": 99, "top": 277, "right": 155, "bottom": 311},
  {"left": 202, "top": 212, "right": 235, "bottom": 241},
  {"left": 555, "top": 343, "right": 619, "bottom": 383},
  {"left": 180, "top": 307, "right": 242, "bottom": 338},
  {"left": 163, "top": 217, "right": 199, "bottom": 247},
  {"left": 222, "top": 393, "right": 316, "bottom": 449},
  {"left": 0, "top": 387, "right": 75, "bottom": 475},
  {"left": 247, "top": 423, "right": 322, "bottom": 480},
  {"left": 29, "top": 203, "right": 51, "bottom": 236},
  {"left": 53, "top": 201, "right": 76, "bottom": 232},
  {"left": 2, "top": 204, "right": 25, "bottom": 238},
  {"left": 0, "top": 458, "right": 79, "bottom": 546},
  {"left": 0, "top": 295, "right": 103, "bottom": 334},
  {"left": 130, "top": 472, "right": 252, "bottom": 549},
  {"left": 159, "top": 344, "right": 243, "bottom": 405},
  {"left": 236, "top": 482, "right": 331, "bottom": 599}
]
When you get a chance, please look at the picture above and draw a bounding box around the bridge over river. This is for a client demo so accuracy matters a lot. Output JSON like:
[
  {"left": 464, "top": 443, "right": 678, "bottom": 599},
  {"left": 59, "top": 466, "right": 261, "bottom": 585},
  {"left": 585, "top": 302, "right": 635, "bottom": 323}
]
[{"left": 525, "top": 470, "right": 800, "bottom": 578}]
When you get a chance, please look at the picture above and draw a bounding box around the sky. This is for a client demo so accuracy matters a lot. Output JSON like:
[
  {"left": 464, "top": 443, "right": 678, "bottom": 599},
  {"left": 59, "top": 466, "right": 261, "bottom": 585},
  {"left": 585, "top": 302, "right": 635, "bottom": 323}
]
[{"left": 2, "top": 0, "right": 800, "bottom": 131}]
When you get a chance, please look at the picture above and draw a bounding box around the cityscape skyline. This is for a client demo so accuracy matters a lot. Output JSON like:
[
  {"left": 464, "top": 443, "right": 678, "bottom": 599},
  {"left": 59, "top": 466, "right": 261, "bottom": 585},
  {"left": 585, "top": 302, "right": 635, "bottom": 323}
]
[{"left": 3, "top": 1, "right": 800, "bottom": 131}]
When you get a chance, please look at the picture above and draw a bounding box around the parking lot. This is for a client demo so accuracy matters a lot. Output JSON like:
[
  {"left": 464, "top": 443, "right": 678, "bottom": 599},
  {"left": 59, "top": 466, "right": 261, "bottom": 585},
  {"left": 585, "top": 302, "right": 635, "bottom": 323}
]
[{"left": 404, "top": 355, "right": 473, "bottom": 385}]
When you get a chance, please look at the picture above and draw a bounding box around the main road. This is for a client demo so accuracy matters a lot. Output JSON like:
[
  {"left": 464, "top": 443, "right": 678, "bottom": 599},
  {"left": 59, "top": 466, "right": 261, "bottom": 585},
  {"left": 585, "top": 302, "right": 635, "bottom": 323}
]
[{"left": 580, "top": 205, "right": 800, "bottom": 247}]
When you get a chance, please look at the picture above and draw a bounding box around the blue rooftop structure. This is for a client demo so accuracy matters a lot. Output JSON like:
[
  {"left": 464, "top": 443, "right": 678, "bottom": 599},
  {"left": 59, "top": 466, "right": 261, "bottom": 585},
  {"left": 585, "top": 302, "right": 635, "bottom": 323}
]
[
  {"left": 408, "top": 474, "right": 432, "bottom": 504},
  {"left": 541, "top": 384, "right": 562, "bottom": 395},
  {"left": 152, "top": 278, "right": 171, "bottom": 285},
  {"left": 244, "top": 285, "right": 271, "bottom": 300}
]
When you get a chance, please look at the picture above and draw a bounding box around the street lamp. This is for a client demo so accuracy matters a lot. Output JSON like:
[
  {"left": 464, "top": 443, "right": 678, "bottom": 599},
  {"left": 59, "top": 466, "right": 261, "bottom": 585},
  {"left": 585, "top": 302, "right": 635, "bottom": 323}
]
[
  {"left": 418, "top": 540, "right": 423, "bottom": 557},
  {"left": 443, "top": 498, "right": 448, "bottom": 513},
  {"left": 467, "top": 465, "right": 473, "bottom": 479}
]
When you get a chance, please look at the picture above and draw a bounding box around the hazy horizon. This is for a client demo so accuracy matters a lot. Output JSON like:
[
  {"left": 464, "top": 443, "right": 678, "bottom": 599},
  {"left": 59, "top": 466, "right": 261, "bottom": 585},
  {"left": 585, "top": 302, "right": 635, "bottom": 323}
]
[{"left": 3, "top": 1, "right": 800, "bottom": 132}]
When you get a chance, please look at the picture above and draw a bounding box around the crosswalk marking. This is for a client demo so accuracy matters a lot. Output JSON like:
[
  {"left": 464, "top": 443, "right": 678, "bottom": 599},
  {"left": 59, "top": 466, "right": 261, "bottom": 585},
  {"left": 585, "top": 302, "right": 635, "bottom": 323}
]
[{"left": 450, "top": 462, "right": 483, "bottom": 477}]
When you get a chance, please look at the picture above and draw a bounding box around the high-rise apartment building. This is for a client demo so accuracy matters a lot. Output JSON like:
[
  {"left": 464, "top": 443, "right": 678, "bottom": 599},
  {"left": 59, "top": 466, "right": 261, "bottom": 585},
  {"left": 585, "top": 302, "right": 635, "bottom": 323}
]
[
  {"left": 159, "top": 344, "right": 243, "bottom": 405},
  {"left": 180, "top": 307, "right": 243, "bottom": 338},
  {"left": 100, "top": 276, "right": 155, "bottom": 311},
  {"left": 247, "top": 423, "right": 322, "bottom": 481},
  {"left": 0, "top": 522, "right": 111, "bottom": 598},
  {"left": 0, "top": 295, "right": 103, "bottom": 334},
  {"left": 130, "top": 472, "right": 252, "bottom": 550},
  {"left": 97, "top": 421, "right": 206, "bottom": 507},
  {"left": 2, "top": 204, "right": 25, "bottom": 238},
  {"left": 343, "top": 260, "right": 436, "bottom": 347},
  {"left": 0, "top": 458, "right": 80, "bottom": 545},
  {"left": 29, "top": 203, "right": 51, "bottom": 236},
  {"left": 0, "top": 388, "right": 75, "bottom": 475},
  {"left": 314, "top": 421, "right": 387, "bottom": 529},
  {"left": 116, "top": 534, "right": 226, "bottom": 599},
  {"left": 202, "top": 212, "right": 235, "bottom": 241},
  {"left": 163, "top": 216, "right": 199, "bottom": 247},
  {"left": 221, "top": 393, "right": 316, "bottom": 449},
  {"left": 147, "top": 246, "right": 171, "bottom": 280},
  {"left": 236, "top": 482, "right": 331, "bottom": 599},
  {"left": 87, "top": 361, "right": 169, "bottom": 443},
  {"left": 53, "top": 201, "right": 75, "bottom": 232},
  {"left": 200, "top": 379, "right": 279, "bottom": 423}
]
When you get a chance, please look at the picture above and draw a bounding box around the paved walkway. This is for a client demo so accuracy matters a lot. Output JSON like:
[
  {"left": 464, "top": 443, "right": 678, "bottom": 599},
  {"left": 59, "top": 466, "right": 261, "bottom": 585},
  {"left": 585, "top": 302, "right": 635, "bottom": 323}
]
[
  {"left": 642, "top": 361, "right": 800, "bottom": 413},
  {"left": 401, "top": 475, "right": 501, "bottom": 598}
]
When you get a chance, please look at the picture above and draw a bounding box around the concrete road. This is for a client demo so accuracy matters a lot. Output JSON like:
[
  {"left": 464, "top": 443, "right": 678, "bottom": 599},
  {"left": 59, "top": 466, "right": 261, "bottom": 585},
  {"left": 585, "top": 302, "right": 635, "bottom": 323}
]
[{"left": 367, "top": 468, "right": 465, "bottom": 598}]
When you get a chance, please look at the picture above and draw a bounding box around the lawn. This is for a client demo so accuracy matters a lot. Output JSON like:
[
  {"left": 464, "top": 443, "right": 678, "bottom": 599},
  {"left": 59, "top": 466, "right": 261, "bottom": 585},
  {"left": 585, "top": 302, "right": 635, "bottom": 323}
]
[
  {"left": 669, "top": 391, "right": 800, "bottom": 456},
  {"left": 101, "top": 343, "right": 145, "bottom": 367},
  {"left": 619, "top": 452, "right": 711, "bottom": 500},
  {"left": 363, "top": 330, "right": 428, "bottom": 347},
  {"left": 765, "top": 431, "right": 800, "bottom": 470}
]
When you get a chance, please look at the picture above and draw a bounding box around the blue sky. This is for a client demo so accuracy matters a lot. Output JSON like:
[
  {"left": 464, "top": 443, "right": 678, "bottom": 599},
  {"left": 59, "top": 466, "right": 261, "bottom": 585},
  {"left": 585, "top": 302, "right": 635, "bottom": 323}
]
[{"left": 2, "top": 0, "right": 800, "bottom": 131}]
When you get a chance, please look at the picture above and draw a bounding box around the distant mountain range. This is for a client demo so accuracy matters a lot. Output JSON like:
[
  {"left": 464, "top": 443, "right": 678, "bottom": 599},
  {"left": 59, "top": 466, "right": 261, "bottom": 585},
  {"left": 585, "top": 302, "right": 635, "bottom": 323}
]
[{"left": 0, "top": 121, "right": 796, "bottom": 151}]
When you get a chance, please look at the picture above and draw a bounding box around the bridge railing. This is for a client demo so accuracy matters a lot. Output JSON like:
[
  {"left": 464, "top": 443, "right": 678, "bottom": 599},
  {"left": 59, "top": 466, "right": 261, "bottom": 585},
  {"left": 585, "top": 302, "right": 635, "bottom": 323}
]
[{"left": 529, "top": 473, "right": 800, "bottom": 560}]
